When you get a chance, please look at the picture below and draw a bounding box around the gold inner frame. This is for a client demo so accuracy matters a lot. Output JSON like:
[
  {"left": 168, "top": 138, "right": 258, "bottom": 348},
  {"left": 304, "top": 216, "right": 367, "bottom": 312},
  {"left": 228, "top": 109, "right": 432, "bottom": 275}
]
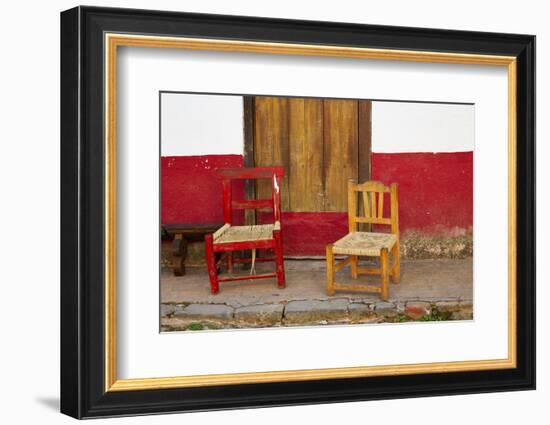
[{"left": 104, "top": 33, "right": 517, "bottom": 392}]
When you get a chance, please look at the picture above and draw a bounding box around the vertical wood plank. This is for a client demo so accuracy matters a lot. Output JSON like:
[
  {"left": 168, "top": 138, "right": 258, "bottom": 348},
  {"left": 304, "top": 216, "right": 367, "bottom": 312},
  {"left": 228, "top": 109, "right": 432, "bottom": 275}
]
[
  {"left": 358, "top": 100, "right": 372, "bottom": 184},
  {"left": 222, "top": 179, "right": 232, "bottom": 224},
  {"left": 273, "top": 98, "right": 290, "bottom": 212},
  {"left": 358, "top": 100, "right": 372, "bottom": 230},
  {"left": 369, "top": 192, "right": 377, "bottom": 218},
  {"left": 378, "top": 192, "right": 384, "bottom": 219},
  {"left": 254, "top": 97, "right": 290, "bottom": 211},
  {"left": 323, "top": 99, "right": 358, "bottom": 212},
  {"left": 390, "top": 183, "right": 400, "bottom": 235},
  {"left": 362, "top": 192, "right": 370, "bottom": 218},
  {"left": 390, "top": 182, "right": 401, "bottom": 283},
  {"left": 243, "top": 97, "right": 256, "bottom": 225},
  {"left": 347, "top": 180, "right": 357, "bottom": 232},
  {"left": 289, "top": 98, "right": 324, "bottom": 211},
  {"left": 326, "top": 244, "right": 335, "bottom": 296},
  {"left": 272, "top": 174, "right": 282, "bottom": 223},
  {"left": 381, "top": 248, "right": 389, "bottom": 301}
]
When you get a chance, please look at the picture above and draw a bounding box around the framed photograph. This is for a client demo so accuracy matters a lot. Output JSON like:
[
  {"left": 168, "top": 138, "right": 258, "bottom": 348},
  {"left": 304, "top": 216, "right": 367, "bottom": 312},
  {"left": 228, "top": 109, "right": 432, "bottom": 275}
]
[{"left": 60, "top": 6, "right": 535, "bottom": 419}]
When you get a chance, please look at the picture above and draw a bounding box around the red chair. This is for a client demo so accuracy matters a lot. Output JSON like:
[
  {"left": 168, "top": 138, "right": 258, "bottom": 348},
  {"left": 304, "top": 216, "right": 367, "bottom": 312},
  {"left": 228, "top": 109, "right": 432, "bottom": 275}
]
[{"left": 204, "top": 167, "right": 286, "bottom": 294}]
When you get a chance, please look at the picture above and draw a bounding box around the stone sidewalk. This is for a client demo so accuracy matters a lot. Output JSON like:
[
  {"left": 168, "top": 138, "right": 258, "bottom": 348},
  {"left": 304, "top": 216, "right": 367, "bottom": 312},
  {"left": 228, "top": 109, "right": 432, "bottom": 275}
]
[{"left": 161, "top": 259, "right": 473, "bottom": 331}]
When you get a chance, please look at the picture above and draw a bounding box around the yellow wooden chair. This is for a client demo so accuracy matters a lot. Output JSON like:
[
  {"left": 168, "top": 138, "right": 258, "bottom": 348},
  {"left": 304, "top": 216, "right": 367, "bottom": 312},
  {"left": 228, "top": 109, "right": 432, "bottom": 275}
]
[{"left": 326, "top": 180, "right": 400, "bottom": 300}]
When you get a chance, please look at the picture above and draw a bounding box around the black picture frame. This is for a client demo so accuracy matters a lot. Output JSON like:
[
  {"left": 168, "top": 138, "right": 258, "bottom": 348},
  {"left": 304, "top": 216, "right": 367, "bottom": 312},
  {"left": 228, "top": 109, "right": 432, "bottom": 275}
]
[{"left": 60, "top": 5, "right": 535, "bottom": 419}]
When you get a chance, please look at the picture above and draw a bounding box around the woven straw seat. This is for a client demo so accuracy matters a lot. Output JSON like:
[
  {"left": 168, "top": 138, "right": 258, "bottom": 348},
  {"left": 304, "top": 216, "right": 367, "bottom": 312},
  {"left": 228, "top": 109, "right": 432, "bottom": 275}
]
[
  {"left": 214, "top": 223, "right": 280, "bottom": 244},
  {"left": 332, "top": 232, "right": 397, "bottom": 256},
  {"left": 205, "top": 167, "right": 286, "bottom": 294},
  {"left": 326, "top": 180, "right": 400, "bottom": 301}
]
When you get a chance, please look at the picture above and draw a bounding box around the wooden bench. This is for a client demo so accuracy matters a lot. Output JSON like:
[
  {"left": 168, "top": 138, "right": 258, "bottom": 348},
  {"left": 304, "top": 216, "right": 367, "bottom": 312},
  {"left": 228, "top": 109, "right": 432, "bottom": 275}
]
[{"left": 162, "top": 223, "right": 223, "bottom": 276}]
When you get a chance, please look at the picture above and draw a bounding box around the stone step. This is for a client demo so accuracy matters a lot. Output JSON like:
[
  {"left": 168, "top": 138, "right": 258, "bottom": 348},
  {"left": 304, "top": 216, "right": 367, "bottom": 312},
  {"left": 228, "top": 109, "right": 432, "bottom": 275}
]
[{"left": 160, "top": 299, "right": 473, "bottom": 331}]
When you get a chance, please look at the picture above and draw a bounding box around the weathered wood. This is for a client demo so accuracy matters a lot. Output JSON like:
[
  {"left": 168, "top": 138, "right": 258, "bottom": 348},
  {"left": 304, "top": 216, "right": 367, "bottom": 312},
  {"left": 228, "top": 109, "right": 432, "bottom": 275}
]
[
  {"left": 351, "top": 256, "right": 358, "bottom": 279},
  {"left": 243, "top": 96, "right": 256, "bottom": 226},
  {"left": 357, "top": 100, "right": 372, "bottom": 232},
  {"left": 369, "top": 191, "right": 376, "bottom": 218},
  {"left": 250, "top": 96, "right": 372, "bottom": 214},
  {"left": 381, "top": 248, "right": 389, "bottom": 300},
  {"left": 356, "top": 180, "right": 390, "bottom": 192},
  {"left": 222, "top": 179, "right": 232, "bottom": 224},
  {"left": 273, "top": 229, "right": 285, "bottom": 288},
  {"left": 205, "top": 234, "right": 219, "bottom": 294},
  {"left": 357, "top": 100, "right": 372, "bottom": 231},
  {"left": 354, "top": 217, "right": 392, "bottom": 225},
  {"left": 254, "top": 97, "right": 290, "bottom": 211},
  {"left": 163, "top": 223, "right": 223, "bottom": 237},
  {"left": 272, "top": 174, "right": 283, "bottom": 223},
  {"left": 172, "top": 233, "right": 184, "bottom": 255},
  {"left": 326, "top": 244, "right": 335, "bottom": 296},
  {"left": 377, "top": 192, "right": 384, "bottom": 218},
  {"left": 347, "top": 179, "right": 358, "bottom": 232},
  {"left": 323, "top": 99, "right": 358, "bottom": 211},
  {"left": 362, "top": 191, "right": 370, "bottom": 217},
  {"left": 162, "top": 223, "right": 222, "bottom": 277},
  {"left": 391, "top": 242, "right": 401, "bottom": 283},
  {"left": 358, "top": 100, "right": 372, "bottom": 183},
  {"left": 390, "top": 183, "right": 401, "bottom": 283},
  {"left": 218, "top": 273, "right": 277, "bottom": 283},
  {"left": 226, "top": 252, "right": 234, "bottom": 273},
  {"left": 216, "top": 167, "right": 284, "bottom": 179},
  {"left": 171, "top": 234, "right": 187, "bottom": 276},
  {"left": 333, "top": 283, "right": 382, "bottom": 293},
  {"left": 334, "top": 255, "right": 354, "bottom": 272},
  {"left": 390, "top": 183, "right": 399, "bottom": 234},
  {"left": 288, "top": 98, "right": 324, "bottom": 211},
  {"left": 357, "top": 266, "right": 382, "bottom": 275},
  {"left": 232, "top": 199, "right": 273, "bottom": 210},
  {"left": 205, "top": 167, "right": 286, "bottom": 293},
  {"left": 327, "top": 180, "right": 400, "bottom": 300}
]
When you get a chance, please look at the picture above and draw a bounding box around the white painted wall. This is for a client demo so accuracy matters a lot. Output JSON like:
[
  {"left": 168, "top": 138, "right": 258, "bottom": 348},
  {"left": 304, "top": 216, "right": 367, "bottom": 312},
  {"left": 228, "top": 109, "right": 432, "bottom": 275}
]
[
  {"left": 161, "top": 94, "right": 473, "bottom": 156},
  {"left": 161, "top": 93, "right": 244, "bottom": 156},
  {"left": 372, "top": 101, "right": 474, "bottom": 153}
]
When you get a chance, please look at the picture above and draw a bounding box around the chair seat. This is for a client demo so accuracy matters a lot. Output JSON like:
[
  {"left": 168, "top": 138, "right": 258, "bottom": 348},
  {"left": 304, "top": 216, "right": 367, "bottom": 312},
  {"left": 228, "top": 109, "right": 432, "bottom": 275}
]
[
  {"left": 332, "top": 231, "right": 397, "bottom": 256},
  {"left": 214, "top": 223, "right": 279, "bottom": 244}
]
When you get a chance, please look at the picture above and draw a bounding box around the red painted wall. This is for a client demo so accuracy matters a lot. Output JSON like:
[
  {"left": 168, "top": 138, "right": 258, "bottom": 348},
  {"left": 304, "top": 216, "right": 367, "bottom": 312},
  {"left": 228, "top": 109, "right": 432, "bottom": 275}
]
[
  {"left": 161, "top": 152, "right": 473, "bottom": 256},
  {"left": 161, "top": 155, "right": 244, "bottom": 225},
  {"left": 256, "top": 211, "right": 349, "bottom": 257},
  {"left": 371, "top": 152, "right": 473, "bottom": 233},
  {"left": 280, "top": 212, "right": 349, "bottom": 256}
]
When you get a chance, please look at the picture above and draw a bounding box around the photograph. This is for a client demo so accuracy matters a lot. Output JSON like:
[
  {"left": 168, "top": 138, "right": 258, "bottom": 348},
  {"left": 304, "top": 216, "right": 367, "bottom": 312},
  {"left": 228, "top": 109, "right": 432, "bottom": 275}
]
[
  {"left": 57, "top": 5, "right": 535, "bottom": 419},
  {"left": 159, "top": 93, "right": 474, "bottom": 331}
]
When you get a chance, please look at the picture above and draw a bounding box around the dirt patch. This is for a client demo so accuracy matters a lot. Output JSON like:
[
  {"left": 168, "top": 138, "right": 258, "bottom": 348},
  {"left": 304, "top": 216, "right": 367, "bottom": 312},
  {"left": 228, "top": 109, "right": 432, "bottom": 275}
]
[{"left": 401, "top": 231, "right": 472, "bottom": 259}]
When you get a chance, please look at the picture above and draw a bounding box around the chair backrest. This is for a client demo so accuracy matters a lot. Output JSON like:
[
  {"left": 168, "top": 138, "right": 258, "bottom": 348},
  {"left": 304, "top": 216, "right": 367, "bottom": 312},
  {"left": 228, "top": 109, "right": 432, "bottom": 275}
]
[
  {"left": 347, "top": 180, "right": 399, "bottom": 235},
  {"left": 216, "top": 167, "right": 285, "bottom": 225}
]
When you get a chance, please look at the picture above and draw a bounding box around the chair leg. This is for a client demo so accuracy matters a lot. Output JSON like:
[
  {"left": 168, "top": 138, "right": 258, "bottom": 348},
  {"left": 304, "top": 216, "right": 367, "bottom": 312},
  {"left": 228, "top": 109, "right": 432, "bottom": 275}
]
[
  {"left": 226, "top": 252, "right": 234, "bottom": 273},
  {"left": 380, "top": 248, "right": 389, "bottom": 301},
  {"left": 391, "top": 241, "right": 401, "bottom": 284},
  {"left": 205, "top": 234, "right": 219, "bottom": 294},
  {"left": 326, "top": 244, "right": 335, "bottom": 296},
  {"left": 350, "top": 255, "right": 358, "bottom": 279},
  {"left": 273, "top": 230, "right": 285, "bottom": 288}
]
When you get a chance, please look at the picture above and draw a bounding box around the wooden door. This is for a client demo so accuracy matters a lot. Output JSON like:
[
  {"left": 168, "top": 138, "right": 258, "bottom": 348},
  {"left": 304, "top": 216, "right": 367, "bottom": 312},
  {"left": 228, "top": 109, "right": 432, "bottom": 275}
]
[{"left": 247, "top": 96, "right": 371, "bottom": 213}]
